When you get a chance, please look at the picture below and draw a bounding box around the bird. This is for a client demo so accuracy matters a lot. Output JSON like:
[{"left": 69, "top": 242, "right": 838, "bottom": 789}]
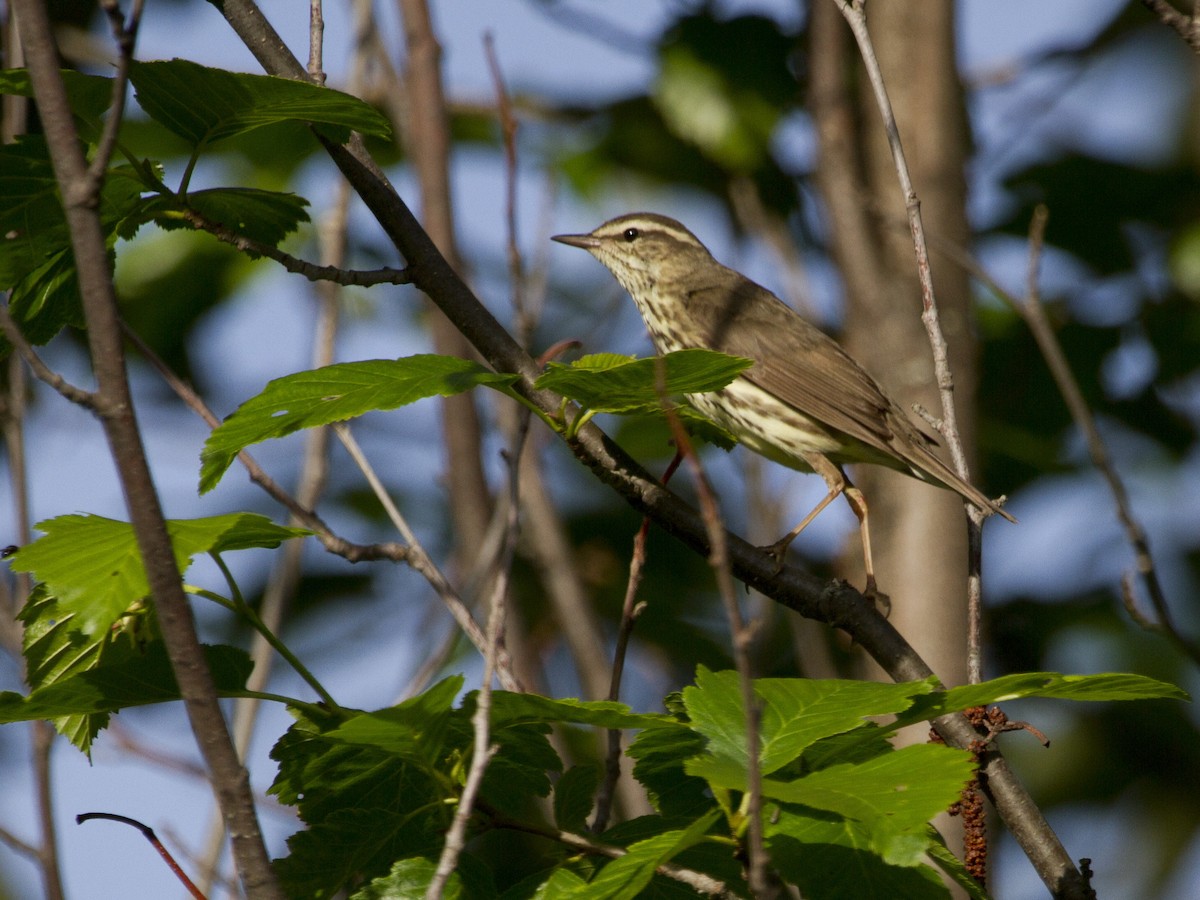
[{"left": 552, "top": 212, "right": 1013, "bottom": 596}]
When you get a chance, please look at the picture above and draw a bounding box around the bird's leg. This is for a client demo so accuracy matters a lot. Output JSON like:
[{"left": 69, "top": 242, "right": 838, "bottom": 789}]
[{"left": 766, "top": 454, "right": 886, "bottom": 605}]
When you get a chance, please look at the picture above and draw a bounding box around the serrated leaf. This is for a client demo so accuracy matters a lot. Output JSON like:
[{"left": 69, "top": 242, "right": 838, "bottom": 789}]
[
  {"left": 554, "top": 764, "right": 600, "bottom": 833},
  {"left": 564, "top": 810, "right": 720, "bottom": 900},
  {"left": 0, "top": 643, "right": 252, "bottom": 726},
  {"left": 325, "top": 676, "right": 464, "bottom": 761},
  {"left": 8, "top": 513, "right": 310, "bottom": 635},
  {"left": 17, "top": 585, "right": 153, "bottom": 753},
  {"left": 753, "top": 677, "right": 937, "bottom": 774},
  {"left": 755, "top": 744, "right": 976, "bottom": 866},
  {"left": 627, "top": 724, "right": 713, "bottom": 817},
  {"left": 349, "top": 855, "right": 496, "bottom": 900},
  {"left": 129, "top": 59, "right": 391, "bottom": 147},
  {"left": 900, "top": 671, "right": 1189, "bottom": 726},
  {"left": 766, "top": 809, "right": 951, "bottom": 900},
  {"left": 199, "top": 356, "right": 520, "bottom": 493},
  {"left": 134, "top": 187, "right": 311, "bottom": 248},
  {"left": 270, "top": 708, "right": 455, "bottom": 898},
  {"left": 535, "top": 349, "right": 752, "bottom": 415}
]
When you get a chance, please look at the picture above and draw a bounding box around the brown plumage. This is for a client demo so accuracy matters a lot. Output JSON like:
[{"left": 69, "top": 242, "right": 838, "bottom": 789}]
[{"left": 553, "top": 212, "right": 1013, "bottom": 592}]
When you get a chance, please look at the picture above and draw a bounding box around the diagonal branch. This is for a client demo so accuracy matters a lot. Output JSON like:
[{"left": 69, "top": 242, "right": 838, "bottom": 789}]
[{"left": 211, "top": 3, "right": 1089, "bottom": 894}]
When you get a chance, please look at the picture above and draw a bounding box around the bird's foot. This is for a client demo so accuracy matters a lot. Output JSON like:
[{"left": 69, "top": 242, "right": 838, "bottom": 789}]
[
  {"left": 863, "top": 576, "right": 891, "bottom": 618},
  {"left": 760, "top": 536, "right": 795, "bottom": 574}
]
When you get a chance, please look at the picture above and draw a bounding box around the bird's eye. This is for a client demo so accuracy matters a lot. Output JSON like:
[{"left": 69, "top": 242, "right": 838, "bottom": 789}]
[{"left": 623, "top": 228, "right": 639, "bottom": 242}]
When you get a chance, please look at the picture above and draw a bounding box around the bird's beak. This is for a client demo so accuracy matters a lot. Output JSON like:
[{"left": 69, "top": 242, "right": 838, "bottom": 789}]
[{"left": 551, "top": 232, "right": 600, "bottom": 250}]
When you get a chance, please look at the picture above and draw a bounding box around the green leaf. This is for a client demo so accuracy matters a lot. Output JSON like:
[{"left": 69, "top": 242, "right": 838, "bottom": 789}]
[
  {"left": 325, "top": 676, "right": 464, "bottom": 761},
  {"left": 270, "top": 709, "right": 452, "bottom": 898},
  {"left": 627, "top": 723, "right": 713, "bottom": 817},
  {"left": 766, "top": 808, "right": 951, "bottom": 900},
  {"left": 8, "top": 513, "right": 310, "bottom": 635},
  {"left": 0, "top": 69, "right": 113, "bottom": 139},
  {"left": 554, "top": 764, "right": 600, "bottom": 833},
  {"left": 900, "top": 671, "right": 1189, "bottom": 726},
  {"left": 134, "top": 187, "right": 311, "bottom": 248},
  {"left": 349, "top": 855, "right": 496, "bottom": 900},
  {"left": 487, "top": 691, "right": 674, "bottom": 730},
  {"left": 0, "top": 643, "right": 252, "bottom": 725},
  {"left": 17, "top": 585, "right": 152, "bottom": 753},
  {"left": 199, "top": 356, "right": 520, "bottom": 493},
  {"left": 924, "top": 834, "right": 990, "bottom": 900},
  {"left": 755, "top": 744, "right": 976, "bottom": 865},
  {"left": 565, "top": 810, "right": 721, "bottom": 900},
  {"left": 754, "top": 677, "right": 937, "bottom": 774},
  {"left": 129, "top": 59, "right": 391, "bottom": 147},
  {"left": 535, "top": 350, "right": 752, "bottom": 415}
]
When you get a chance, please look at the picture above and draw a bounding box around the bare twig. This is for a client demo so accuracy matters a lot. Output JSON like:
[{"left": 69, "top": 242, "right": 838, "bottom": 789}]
[
  {"left": 0, "top": 306, "right": 98, "bottom": 410},
  {"left": 333, "top": 423, "right": 522, "bottom": 691},
  {"left": 1141, "top": 0, "right": 1200, "bottom": 51},
  {"left": 426, "top": 411, "right": 529, "bottom": 899},
  {"left": 308, "top": 0, "right": 325, "bottom": 82},
  {"left": 77, "top": 813, "right": 205, "bottom": 899},
  {"left": 832, "top": 2, "right": 989, "bottom": 686},
  {"left": 90, "top": 1, "right": 144, "bottom": 187},
  {"left": 1017, "top": 207, "right": 1196, "bottom": 665},
  {"left": 592, "top": 451, "right": 680, "bottom": 834},
  {"left": 176, "top": 206, "right": 412, "bottom": 286},
  {"left": 661, "top": 399, "right": 770, "bottom": 895}
]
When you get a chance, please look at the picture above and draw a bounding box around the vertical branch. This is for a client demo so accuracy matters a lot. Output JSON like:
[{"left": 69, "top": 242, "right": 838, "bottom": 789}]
[
  {"left": 426, "top": 414, "right": 529, "bottom": 900},
  {"left": 832, "top": 0, "right": 988, "bottom": 683},
  {"left": 9, "top": 4, "right": 283, "bottom": 896}
]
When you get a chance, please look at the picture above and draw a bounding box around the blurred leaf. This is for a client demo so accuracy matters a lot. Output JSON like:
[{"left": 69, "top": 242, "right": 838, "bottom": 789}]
[
  {"left": 129, "top": 59, "right": 391, "bottom": 147},
  {"left": 654, "top": 15, "right": 795, "bottom": 172},
  {"left": 554, "top": 764, "right": 600, "bottom": 833},
  {"left": 1001, "top": 156, "right": 1200, "bottom": 275},
  {"left": 200, "top": 355, "right": 521, "bottom": 493},
  {"left": 8, "top": 513, "right": 309, "bottom": 635},
  {"left": 350, "top": 855, "right": 497, "bottom": 900},
  {"left": 0, "top": 68, "right": 113, "bottom": 139}
]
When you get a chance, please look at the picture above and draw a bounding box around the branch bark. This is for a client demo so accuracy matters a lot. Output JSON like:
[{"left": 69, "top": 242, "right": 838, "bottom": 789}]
[{"left": 10, "top": 3, "right": 283, "bottom": 896}]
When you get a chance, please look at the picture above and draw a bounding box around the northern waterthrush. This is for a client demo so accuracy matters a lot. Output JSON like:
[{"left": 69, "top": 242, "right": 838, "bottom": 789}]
[{"left": 552, "top": 212, "right": 1014, "bottom": 594}]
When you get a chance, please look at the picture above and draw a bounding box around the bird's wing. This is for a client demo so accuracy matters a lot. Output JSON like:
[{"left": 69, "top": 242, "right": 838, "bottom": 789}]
[{"left": 684, "top": 279, "right": 929, "bottom": 456}]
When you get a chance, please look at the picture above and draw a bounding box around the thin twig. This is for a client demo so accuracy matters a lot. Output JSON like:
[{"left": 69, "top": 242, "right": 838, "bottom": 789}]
[
  {"left": 426, "top": 411, "right": 529, "bottom": 900},
  {"left": 333, "top": 423, "right": 522, "bottom": 691},
  {"left": 89, "top": 1, "right": 144, "bottom": 187},
  {"left": 77, "top": 813, "right": 205, "bottom": 899},
  {"left": 175, "top": 206, "right": 412, "bottom": 286},
  {"left": 483, "top": 33, "right": 530, "bottom": 345},
  {"left": 592, "top": 451, "right": 680, "bottom": 834},
  {"left": 832, "top": 2, "right": 989, "bottom": 686},
  {"left": 308, "top": 0, "right": 325, "bottom": 83},
  {"left": 1016, "top": 207, "right": 1197, "bottom": 666},
  {"left": 0, "top": 305, "right": 98, "bottom": 410},
  {"left": 1141, "top": 0, "right": 1200, "bottom": 51}
]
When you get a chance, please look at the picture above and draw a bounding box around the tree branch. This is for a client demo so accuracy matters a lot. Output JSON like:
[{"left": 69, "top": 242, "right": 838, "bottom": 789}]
[
  {"left": 210, "top": 2, "right": 1088, "bottom": 894},
  {"left": 10, "top": 2, "right": 284, "bottom": 895}
]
